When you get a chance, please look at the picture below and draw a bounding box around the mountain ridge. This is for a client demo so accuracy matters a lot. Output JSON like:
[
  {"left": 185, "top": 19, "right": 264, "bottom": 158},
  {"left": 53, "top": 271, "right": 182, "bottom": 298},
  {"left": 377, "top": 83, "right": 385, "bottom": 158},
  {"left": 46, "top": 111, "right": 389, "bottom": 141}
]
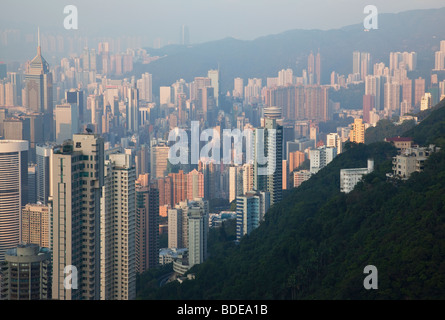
[{"left": 135, "top": 7, "right": 445, "bottom": 95}]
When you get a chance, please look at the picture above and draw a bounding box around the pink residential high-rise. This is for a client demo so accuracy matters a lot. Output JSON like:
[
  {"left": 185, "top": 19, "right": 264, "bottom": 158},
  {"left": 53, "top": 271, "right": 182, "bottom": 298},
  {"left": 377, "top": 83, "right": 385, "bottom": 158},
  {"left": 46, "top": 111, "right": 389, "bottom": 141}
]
[{"left": 187, "top": 169, "right": 204, "bottom": 200}]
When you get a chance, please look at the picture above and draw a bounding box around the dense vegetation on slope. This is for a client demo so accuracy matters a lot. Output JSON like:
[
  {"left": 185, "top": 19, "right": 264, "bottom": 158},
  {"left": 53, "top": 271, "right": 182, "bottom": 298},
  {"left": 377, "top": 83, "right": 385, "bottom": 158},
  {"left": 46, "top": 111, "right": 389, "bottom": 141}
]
[
  {"left": 365, "top": 119, "right": 416, "bottom": 145},
  {"left": 137, "top": 103, "right": 445, "bottom": 300}
]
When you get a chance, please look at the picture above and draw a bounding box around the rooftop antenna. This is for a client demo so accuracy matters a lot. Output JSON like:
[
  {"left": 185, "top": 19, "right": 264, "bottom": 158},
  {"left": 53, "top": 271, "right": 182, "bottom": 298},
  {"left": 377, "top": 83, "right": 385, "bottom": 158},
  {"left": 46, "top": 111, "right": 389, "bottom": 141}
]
[{"left": 37, "top": 26, "right": 41, "bottom": 55}]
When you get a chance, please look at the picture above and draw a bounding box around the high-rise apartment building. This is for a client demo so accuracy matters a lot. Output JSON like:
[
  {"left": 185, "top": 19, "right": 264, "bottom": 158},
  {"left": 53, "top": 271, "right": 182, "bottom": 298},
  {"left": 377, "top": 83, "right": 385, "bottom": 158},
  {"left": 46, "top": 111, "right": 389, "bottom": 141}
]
[
  {"left": 36, "top": 145, "right": 52, "bottom": 205},
  {"left": 101, "top": 153, "right": 136, "bottom": 300},
  {"left": 384, "top": 82, "right": 401, "bottom": 114},
  {"left": 28, "top": 164, "right": 37, "bottom": 204},
  {"left": 420, "top": 93, "right": 433, "bottom": 111},
  {"left": 236, "top": 190, "right": 270, "bottom": 242},
  {"left": 293, "top": 170, "right": 312, "bottom": 188},
  {"left": 126, "top": 87, "right": 139, "bottom": 133},
  {"left": 137, "top": 73, "right": 153, "bottom": 102},
  {"left": 363, "top": 94, "right": 375, "bottom": 124},
  {"left": 434, "top": 41, "right": 445, "bottom": 71},
  {"left": 168, "top": 206, "right": 184, "bottom": 249},
  {"left": 229, "top": 166, "right": 243, "bottom": 203},
  {"left": 51, "top": 134, "right": 104, "bottom": 300},
  {"left": 1, "top": 244, "right": 51, "bottom": 300},
  {"left": 390, "top": 52, "right": 417, "bottom": 71},
  {"left": 414, "top": 77, "right": 426, "bottom": 108},
  {"left": 187, "top": 169, "right": 204, "bottom": 201},
  {"left": 326, "top": 133, "right": 343, "bottom": 155},
  {"left": 150, "top": 143, "right": 169, "bottom": 180},
  {"left": 66, "top": 89, "right": 85, "bottom": 125},
  {"left": 242, "top": 163, "right": 254, "bottom": 195},
  {"left": 135, "top": 186, "right": 159, "bottom": 273},
  {"left": 233, "top": 77, "right": 244, "bottom": 99},
  {"left": 180, "top": 25, "right": 190, "bottom": 45},
  {"left": 254, "top": 110, "right": 283, "bottom": 206},
  {"left": 208, "top": 69, "right": 220, "bottom": 107},
  {"left": 55, "top": 104, "right": 79, "bottom": 144},
  {"left": 349, "top": 118, "right": 365, "bottom": 144},
  {"left": 401, "top": 79, "right": 413, "bottom": 111},
  {"left": 365, "top": 75, "right": 381, "bottom": 110},
  {"left": 316, "top": 51, "right": 322, "bottom": 85},
  {"left": 21, "top": 204, "right": 50, "bottom": 248},
  {"left": 187, "top": 199, "right": 209, "bottom": 268},
  {"left": 0, "top": 140, "right": 28, "bottom": 262},
  {"left": 3, "top": 118, "right": 30, "bottom": 142}
]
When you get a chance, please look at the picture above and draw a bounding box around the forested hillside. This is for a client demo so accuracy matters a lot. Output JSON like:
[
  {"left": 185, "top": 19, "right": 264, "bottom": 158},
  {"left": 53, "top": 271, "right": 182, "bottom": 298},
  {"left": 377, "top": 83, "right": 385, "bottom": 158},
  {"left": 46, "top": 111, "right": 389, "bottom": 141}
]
[{"left": 138, "top": 102, "right": 445, "bottom": 300}]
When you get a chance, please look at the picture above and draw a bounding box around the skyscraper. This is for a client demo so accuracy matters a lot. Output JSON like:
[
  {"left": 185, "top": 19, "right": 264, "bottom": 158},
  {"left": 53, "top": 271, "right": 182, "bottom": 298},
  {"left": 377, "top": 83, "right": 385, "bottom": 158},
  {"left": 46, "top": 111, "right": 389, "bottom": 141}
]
[
  {"left": 135, "top": 185, "right": 159, "bottom": 273},
  {"left": 28, "top": 164, "right": 37, "bottom": 204},
  {"left": 51, "top": 134, "right": 104, "bottom": 300},
  {"left": 229, "top": 166, "right": 243, "bottom": 203},
  {"left": 24, "top": 29, "right": 53, "bottom": 141},
  {"left": 0, "top": 140, "right": 28, "bottom": 262},
  {"left": 233, "top": 77, "right": 244, "bottom": 99},
  {"left": 22, "top": 112, "right": 44, "bottom": 163},
  {"left": 308, "top": 52, "right": 315, "bottom": 85},
  {"left": 187, "top": 169, "right": 204, "bottom": 201},
  {"left": 208, "top": 69, "right": 220, "bottom": 107},
  {"left": 316, "top": 51, "right": 322, "bottom": 85},
  {"left": 137, "top": 73, "right": 153, "bottom": 102},
  {"left": 402, "top": 79, "right": 413, "bottom": 111},
  {"left": 180, "top": 25, "right": 190, "bottom": 45},
  {"left": 126, "top": 87, "right": 139, "bottom": 133},
  {"left": 187, "top": 199, "right": 209, "bottom": 268},
  {"left": 168, "top": 206, "right": 184, "bottom": 249},
  {"left": 150, "top": 143, "right": 170, "bottom": 179},
  {"left": 55, "top": 104, "right": 79, "bottom": 144},
  {"left": 101, "top": 153, "right": 136, "bottom": 300},
  {"left": 384, "top": 82, "right": 401, "bottom": 115},
  {"left": 365, "top": 75, "right": 381, "bottom": 110},
  {"left": 1, "top": 244, "right": 51, "bottom": 300},
  {"left": 363, "top": 94, "right": 375, "bottom": 124},
  {"left": 414, "top": 77, "right": 426, "bottom": 108},
  {"left": 254, "top": 108, "right": 283, "bottom": 206},
  {"left": 353, "top": 51, "right": 361, "bottom": 75},
  {"left": 36, "top": 144, "right": 52, "bottom": 205},
  {"left": 66, "top": 89, "right": 85, "bottom": 125}
]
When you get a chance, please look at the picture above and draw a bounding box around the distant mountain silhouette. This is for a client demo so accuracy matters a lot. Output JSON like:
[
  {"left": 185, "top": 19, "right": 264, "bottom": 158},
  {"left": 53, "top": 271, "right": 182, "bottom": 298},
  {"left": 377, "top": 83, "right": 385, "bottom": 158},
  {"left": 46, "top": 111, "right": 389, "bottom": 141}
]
[{"left": 135, "top": 7, "right": 445, "bottom": 96}]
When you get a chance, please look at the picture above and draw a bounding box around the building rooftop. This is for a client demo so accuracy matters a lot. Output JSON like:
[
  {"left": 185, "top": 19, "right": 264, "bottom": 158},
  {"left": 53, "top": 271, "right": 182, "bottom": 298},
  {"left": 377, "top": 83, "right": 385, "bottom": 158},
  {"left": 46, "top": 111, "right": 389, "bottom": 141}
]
[{"left": 385, "top": 136, "right": 413, "bottom": 142}]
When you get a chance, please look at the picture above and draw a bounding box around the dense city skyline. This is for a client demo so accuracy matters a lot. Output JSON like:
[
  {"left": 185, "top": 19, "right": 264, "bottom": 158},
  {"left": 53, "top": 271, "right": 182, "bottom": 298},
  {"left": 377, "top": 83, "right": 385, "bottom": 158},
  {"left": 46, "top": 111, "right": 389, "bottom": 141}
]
[{"left": 1, "top": 1, "right": 445, "bottom": 306}]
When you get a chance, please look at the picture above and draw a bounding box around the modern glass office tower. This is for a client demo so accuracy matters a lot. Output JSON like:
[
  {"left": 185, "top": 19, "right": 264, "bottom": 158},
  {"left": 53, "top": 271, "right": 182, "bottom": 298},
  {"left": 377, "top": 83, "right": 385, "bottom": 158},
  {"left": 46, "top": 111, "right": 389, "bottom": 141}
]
[{"left": 0, "top": 140, "right": 28, "bottom": 262}]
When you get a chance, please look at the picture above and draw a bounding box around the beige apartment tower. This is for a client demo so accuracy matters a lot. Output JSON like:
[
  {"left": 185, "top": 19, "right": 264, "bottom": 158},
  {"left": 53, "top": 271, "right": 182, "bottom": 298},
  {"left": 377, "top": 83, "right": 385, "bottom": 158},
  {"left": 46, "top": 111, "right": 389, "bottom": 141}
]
[
  {"left": 51, "top": 134, "right": 104, "bottom": 300},
  {"left": 101, "top": 153, "right": 136, "bottom": 300},
  {"left": 21, "top": 204, "right": 50, "bottom": 248}
]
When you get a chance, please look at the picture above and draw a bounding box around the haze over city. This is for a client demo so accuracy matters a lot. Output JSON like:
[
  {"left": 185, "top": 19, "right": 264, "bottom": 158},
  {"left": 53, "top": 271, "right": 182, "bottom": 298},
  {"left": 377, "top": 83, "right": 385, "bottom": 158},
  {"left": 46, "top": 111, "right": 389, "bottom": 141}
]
[
  {"left": 0, "top": 0, "right": 445, "bottom": 309},
  {"left": 1, "top": 0, "right": 444, "bottom": 45}
]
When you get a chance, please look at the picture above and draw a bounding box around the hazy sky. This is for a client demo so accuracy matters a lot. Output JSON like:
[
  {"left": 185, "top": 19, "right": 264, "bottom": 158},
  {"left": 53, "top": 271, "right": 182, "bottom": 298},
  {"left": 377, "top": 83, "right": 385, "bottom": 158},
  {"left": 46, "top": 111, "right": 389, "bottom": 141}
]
[{"left": 1, "top": 0, "right": 444, "bottom": 46}]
